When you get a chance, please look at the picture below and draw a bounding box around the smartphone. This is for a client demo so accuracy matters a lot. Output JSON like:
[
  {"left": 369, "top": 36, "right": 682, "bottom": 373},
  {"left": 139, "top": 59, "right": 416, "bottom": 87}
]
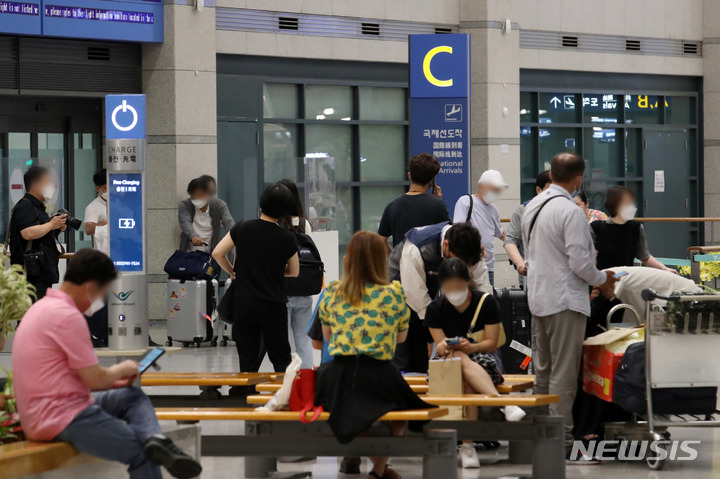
[
  {"left": 613, "top": 271, "right": 628, "bottom": 279},
  {"left": 446, "top": 337, "right": 462, "bottom": 346},
  {"left": 138, "top": 348, "right": 165, "bottom": 374},
  {"left": 430, "top": 179, "right": 436, "bottom": 194}
]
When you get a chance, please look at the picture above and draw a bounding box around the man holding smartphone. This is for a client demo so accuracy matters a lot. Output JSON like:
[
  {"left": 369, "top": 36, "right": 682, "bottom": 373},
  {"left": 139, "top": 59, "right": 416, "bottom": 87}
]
[
  {"left": 378, "top": 153, "right": 450, "bottom": 254},
  {"left": 12, "top": 249, "right": 201, "bottom": 479}
]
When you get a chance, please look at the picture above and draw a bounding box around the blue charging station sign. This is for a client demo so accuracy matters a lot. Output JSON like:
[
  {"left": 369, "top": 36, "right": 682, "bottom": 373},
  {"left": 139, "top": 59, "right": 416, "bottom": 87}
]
[
  {"left": 409, "top": 34, "right": 471, "bottom": 213},
  {"left": 105, "top": 94, "right": 146, "bottom": 140},
  {"left": 109, "top": 172, "right": 143, "bottom": 272}
]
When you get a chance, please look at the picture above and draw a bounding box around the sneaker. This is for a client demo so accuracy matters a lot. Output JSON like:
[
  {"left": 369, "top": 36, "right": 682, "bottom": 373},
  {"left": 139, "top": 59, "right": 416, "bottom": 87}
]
[
  {"left": 339, "top": 456, "right": 362, "bottom": 474},
  {"left": 144, "top": 435, "right": 203, "bottom": 478},
  {"left": 503, "top": 405, "right": 527, "bottom": 422},
  {"left": 458, "top": 443, "right": 480, "bottom": 469},
  {"left": 566, "top": 445, "right": 600, "bottom": 465}
]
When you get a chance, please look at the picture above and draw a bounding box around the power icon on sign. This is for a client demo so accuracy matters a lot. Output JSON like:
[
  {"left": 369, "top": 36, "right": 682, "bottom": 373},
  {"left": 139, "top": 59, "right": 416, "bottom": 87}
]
[{"left": 111, "top": 100, "right": 138, "bottom": 132}]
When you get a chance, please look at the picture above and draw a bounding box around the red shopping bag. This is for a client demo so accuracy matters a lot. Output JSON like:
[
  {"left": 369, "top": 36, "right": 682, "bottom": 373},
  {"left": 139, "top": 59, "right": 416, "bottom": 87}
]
[{"left": 289, "top": 369, "right": 324, "bottom": 423}]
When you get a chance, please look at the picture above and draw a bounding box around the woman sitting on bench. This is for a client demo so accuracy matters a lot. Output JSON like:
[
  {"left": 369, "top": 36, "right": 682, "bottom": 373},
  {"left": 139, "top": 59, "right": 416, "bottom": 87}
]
[
  {"left": 314, "top": 231, "right": 434, "bottom": 479},
  {"left": 425, "top": 258, "right": 526, "bottom": 469}
]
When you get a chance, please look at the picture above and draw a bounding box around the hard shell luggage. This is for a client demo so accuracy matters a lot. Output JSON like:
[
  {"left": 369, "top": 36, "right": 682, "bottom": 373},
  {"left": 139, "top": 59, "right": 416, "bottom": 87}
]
[
  {"left": 166, "top": 278, "right": 217, "bottom": 348},
  {"left": 212, "top": 278, "right": 233, "bottom": 347},
  {"left": 495, "top": 287, "right": 532, "bottom": 374}
]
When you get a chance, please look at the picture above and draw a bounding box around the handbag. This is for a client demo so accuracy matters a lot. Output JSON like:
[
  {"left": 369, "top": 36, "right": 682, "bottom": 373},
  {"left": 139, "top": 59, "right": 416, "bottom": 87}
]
[
  {"left": 289, "top": 368, "right": 324, "bottom": 423},
  {"left": 164, "top": 250, "right": 220, "bottom": 281},
  {"left": 217, "top": 280, "right": 236, "bottom": 325},
  {"left": 428, "top": 351, "right": 464, "bottom": 420},
  {"left": 467, "top": 293, "right": 507, "bottom": 347}
]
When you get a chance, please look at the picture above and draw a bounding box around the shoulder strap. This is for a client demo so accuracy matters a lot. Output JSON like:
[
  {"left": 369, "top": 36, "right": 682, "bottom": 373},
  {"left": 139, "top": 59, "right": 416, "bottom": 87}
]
[
  {"left": 465, "top": 194, "right": 474, "bottom": 223},
  {"left": 527, "top": 195, "right": 566, "bottom": 246},
  {"left": 467, "top": 293, "right": 489, "bottom": 336}
]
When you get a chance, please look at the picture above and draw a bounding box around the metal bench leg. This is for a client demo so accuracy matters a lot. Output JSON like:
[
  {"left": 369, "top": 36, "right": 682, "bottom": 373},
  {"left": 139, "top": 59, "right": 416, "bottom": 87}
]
[
  {"left": 531, "top": 416, "right": 565, "bottom": 479},
  {"left": 245, "top": 456, "right": 277, "bottom": 478},
  {"left": 422, "top": 429, "right": 457, "bottom": 479},
  {"left": 508, "top": 440, "right": 532, "bottom": 464}
]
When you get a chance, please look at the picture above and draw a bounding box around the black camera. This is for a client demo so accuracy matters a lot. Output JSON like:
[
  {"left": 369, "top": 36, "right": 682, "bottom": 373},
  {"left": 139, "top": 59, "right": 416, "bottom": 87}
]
[{"left": 56, "top": 208, "right": 82, "bottom": 231}]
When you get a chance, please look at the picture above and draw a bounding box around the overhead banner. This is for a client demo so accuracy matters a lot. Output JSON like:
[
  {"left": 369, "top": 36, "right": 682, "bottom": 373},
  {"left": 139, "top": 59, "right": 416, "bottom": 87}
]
[{"left": 409, "top": 33, "right": 471, "bottom": 212}]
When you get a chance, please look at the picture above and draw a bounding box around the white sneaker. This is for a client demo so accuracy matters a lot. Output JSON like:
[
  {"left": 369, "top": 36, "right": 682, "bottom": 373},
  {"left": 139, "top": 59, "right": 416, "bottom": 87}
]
[
  {"left": 503, "top": 405, "right": 527, "bottom": 422},
  {"left": 459, "top": 443, "right": 480, "bottom": 469}
]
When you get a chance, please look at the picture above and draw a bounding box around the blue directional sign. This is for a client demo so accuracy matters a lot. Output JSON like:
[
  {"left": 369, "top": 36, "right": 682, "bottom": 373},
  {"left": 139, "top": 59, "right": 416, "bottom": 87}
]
[
  {"left": 109, "top": 172, "right": 143, "bottom": 272},
  {"left": 105, "top": 94, "right": 146, "bottom": 140},
  {"left": 409, "top": 34, "right": 471, "bottom": 212},
  {"left": 0, "top": 0, "right": 41, "bottom": 35}
]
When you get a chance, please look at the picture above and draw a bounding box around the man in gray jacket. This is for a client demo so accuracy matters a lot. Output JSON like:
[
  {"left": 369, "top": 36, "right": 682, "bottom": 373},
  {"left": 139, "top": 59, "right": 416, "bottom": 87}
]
[{"left": 178, "top": 176, "right": 235, "bottom": 253}]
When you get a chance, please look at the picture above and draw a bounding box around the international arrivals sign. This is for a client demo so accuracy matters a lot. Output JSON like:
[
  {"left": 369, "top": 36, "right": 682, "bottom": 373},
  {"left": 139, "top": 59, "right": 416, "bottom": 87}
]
[{"left": 409, "top": 34, "right": 471, "bottom": 211}]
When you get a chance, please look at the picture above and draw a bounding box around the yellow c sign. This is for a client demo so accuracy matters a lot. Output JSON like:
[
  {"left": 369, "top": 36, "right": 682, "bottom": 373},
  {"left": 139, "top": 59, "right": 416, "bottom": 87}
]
[{"left": 423, "top": 46, "right": 453, "bottom": 87}]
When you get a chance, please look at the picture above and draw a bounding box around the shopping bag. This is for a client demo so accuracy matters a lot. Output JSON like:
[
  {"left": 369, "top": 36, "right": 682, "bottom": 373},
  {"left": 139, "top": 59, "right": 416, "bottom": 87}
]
[
  {"left": 257, "top": 353, "right": 302, "bottom": 412},
  {"left": 217, "top": 280, "right": 236, "bottom": 325},
  {"left": 428, "top": 353, "right": 463, "bottom": 420},
  {"left": 289, "top": 368, "right": 324, "bottom": 423}
]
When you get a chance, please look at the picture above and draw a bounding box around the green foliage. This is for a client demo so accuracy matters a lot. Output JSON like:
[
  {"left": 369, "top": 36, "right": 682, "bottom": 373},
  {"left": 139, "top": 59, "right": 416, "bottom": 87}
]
[
  {"left": 0, "top": 368, "right": 23, "bottom": 443},
  {"left": 0, "top": 262, "right": 36, "bottom": 338}
]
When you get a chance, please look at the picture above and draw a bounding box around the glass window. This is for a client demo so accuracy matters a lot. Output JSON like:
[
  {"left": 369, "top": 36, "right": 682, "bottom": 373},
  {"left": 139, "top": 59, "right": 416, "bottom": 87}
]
[
  {"left": 539, "top": 93, "right": 580, "bottom": 124},
  {"left": 666, "top": 96, "right": 696, "bottom": 125},
  {"left": 625, "top": 129, "right": 642, "bottom": 177},
  {"left": 335, "top": 186, "right": 354, "bottom": 245},
  {"left": 584, "top": 127, "right": 622, "bottom": 178},
  {"left": 359, "top": 87, "right": 406, "bottom": 121},
  {"left": 521, "top": 182, "right": 536, "bottom": 204},
  {"left": 74, "top": 133, "right": 98, "bottom": 250},
  {"left": 359, "top": 125, "right": 406, "bottom": 182},
  {"left": 583, "top": 180, "right": 618, "bottom": 214},
  {"left": 520, "top": 127, "right": 537, "bottom": 179},
  {"left": 361, "top": 186, "right": 404, "bottom": 235},
  {"left": 520, "top": 92, "right": 536, "bottom": 123},
  {"left": 264, "top": 123, "right": 300, "bottom": 183},
  {"left": 219, "top": 76, "right": 261, "bottom": 118},
  {"left": 624, "top": 95, "right": 662, "bottom": 124},
  {"left": 583, "top": 94, "right": 620, "bottom": 124},
  {"left": 263, "top": 83, "right": 299, "bottom": 119},
  {"left": 8, "top": 132, "right": 31, "bottom": 157},
  {"left": 305, "top": 85, "right": 353, "bottom": 121},
  {"left": 538, "top": 127, "right": 579, "bottom": 172},
  {"left": 305, "top": 124, "right": 352, "bottom": 182}
]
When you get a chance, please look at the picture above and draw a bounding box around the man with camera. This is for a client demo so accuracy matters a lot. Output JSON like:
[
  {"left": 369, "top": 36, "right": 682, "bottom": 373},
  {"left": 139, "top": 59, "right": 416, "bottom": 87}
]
[{"left": 9, "top": 166, "right": 68, "bottom": 300}]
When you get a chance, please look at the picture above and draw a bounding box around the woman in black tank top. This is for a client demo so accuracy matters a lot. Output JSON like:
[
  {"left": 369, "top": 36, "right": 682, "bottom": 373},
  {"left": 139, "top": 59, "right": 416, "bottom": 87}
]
[{"left": 590, "top": 186, "right": 675, "bottom": 272}]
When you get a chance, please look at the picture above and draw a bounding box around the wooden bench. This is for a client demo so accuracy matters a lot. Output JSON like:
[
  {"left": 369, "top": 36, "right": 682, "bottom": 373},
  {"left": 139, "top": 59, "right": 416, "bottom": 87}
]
[
  {"left": 156, "top": 394, "right": 564, "bottom": 479},
  {"left": 0, "top": 424, "right": 200, "bottom": 479},
  {"left": 255, "top": 374, "right": 535, "bottom": 395}
]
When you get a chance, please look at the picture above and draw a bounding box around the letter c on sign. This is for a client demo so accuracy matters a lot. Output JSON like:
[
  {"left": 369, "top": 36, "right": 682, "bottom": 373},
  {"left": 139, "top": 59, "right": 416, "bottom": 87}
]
[{"left": 423, "top": 46, "right": 453, "bottom": 87}]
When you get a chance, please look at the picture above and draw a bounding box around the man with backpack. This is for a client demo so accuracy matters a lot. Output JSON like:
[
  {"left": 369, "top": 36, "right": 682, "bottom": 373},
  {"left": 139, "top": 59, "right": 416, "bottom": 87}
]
[
  {"left": 452, "top": 170, "right": 507, "bottom": 286},
  {"left": 387, "top": 222, "right": 491, "bottom": 373}
]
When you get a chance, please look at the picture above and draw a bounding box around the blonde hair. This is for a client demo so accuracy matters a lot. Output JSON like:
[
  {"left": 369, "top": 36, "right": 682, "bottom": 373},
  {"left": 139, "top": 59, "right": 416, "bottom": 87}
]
[{"left": 338, "top": 231, "right": 389, "bottom": 305}]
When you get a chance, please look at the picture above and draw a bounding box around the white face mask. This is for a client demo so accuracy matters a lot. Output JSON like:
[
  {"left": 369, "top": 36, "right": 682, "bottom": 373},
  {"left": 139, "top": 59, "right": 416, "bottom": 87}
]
[
  {"left": 191, "top": 198, "right": 208, "bottom": 208},
  {"left": 482, "top": 191, "right": 499, "bottom": 204},
  {"left": 100, "top": 191, "right": 108, "bottom": 201},
  {"left": 42, "top": 184, "right": 56, "bottom": 201},
  {"left": 84, "top": 293, "right": 105, "bottom": 317},
  {"left": 619, "top": 204, "right": 637, "bottom": 221},
  {"left": 444, "top": 288, "right": 469, "bottom": 307}
]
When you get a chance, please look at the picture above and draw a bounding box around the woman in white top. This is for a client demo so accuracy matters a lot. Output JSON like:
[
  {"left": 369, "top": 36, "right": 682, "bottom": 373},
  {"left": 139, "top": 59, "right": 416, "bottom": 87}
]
[{"left": 277, "top": 179, "right": 314, "bottom": 369}]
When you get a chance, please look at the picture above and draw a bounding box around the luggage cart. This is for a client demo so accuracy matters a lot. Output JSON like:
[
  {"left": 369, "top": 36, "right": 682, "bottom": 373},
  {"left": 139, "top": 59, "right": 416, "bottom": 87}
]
[{"left": 603, "top": 290, "right": 720, "bottom": 471}]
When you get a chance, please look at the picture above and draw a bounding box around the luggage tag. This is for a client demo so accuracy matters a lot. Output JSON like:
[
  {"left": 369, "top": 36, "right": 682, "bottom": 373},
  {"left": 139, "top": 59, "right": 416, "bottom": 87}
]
[{"left": 509, "top": 340, "right": 533, "bottom": 370}]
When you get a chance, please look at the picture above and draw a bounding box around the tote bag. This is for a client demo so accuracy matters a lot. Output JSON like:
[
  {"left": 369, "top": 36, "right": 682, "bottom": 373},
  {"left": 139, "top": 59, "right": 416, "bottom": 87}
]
[{"left": 428, "top": 352, "right": 464, "bottom": 420}]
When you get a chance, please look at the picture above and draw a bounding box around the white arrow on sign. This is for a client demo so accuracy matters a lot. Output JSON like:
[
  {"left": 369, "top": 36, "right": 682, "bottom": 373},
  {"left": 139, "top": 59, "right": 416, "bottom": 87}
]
[{"left": 550, "top": 97, "right": 561, "bottom": 107}]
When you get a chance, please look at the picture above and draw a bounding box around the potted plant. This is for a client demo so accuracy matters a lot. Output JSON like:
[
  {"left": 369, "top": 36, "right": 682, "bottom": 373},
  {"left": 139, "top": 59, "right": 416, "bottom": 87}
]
[
  {"left": 0, "top": 263, "right": 36, "bottom": 344},
  {"left": 0, "top": 369, "right": 23, "bottom": 444}
]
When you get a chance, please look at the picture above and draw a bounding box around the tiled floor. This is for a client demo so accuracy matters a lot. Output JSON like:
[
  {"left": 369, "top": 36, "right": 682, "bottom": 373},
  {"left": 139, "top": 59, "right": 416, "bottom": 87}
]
[{"left": 2, "top": 327, "right": 720, "bottom": 478}]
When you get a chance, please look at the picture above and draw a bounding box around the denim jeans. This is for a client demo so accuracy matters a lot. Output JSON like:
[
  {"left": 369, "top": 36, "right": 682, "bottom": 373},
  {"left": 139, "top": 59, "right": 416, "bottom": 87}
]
[
  {"left": 55, "top": 387, "right": 163, "bottom": 479},
  {"left": 287, "top": 296, "right": 314, "bottom": 369}
]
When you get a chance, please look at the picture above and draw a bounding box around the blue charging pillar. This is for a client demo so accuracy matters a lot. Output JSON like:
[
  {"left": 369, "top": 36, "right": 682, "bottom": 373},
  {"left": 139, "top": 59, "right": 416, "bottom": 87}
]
[{"left": 104, "top": 94, "right": 149, "bottom": 351}]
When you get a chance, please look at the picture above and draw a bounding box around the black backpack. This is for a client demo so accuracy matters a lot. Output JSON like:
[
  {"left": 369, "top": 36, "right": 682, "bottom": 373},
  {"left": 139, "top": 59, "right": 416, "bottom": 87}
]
[
  {"left": 614, "top": 342, "right": 717, "bottom": 415},
  {"left": 285, "top": 218, "right": 324, "bottom": 297}
]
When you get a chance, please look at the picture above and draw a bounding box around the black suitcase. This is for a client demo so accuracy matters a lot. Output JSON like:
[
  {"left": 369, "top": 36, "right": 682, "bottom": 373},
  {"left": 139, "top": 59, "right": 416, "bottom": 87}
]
[
  {"left": 614, "top": 342, "right": 717, "bottom": 415},
  {"left": 495, "top": 287, "right": 532, "bottom": 374}
]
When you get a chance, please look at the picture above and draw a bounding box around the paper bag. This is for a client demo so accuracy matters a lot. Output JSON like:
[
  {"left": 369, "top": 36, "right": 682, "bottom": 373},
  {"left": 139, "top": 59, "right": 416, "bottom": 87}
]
[{"left": 428, "top": 355, "right": 463, "bottom": 420}]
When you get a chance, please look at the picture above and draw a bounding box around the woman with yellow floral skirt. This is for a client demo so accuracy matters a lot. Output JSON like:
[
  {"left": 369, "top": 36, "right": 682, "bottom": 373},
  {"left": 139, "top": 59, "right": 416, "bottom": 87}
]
[{"left": 314, "top": 231, "right": 434, "bottom": 479}]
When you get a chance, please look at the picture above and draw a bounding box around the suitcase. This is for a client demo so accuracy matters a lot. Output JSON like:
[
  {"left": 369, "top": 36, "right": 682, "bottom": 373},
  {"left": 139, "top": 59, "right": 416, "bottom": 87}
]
[
  {"left": 166, "top": 279, "right": 217, "bottom": 348},
  {"left": 212, "top": 278, "right": 233, "bottom": 347},
  {"left": 495, "top": 287, "right": 533, "bottom": 375}
]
